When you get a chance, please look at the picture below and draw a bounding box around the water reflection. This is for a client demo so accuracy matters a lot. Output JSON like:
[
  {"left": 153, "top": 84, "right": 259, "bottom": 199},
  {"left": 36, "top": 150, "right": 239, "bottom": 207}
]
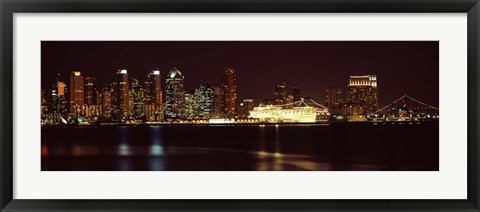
[
  {"left": 149, "top": 126, "right": 164, "bottom": 156},
  {"left": 117, "top": 127, "right": 130, "bottom": 156},
  {"left": 41, "top": 123, "right": 439, "bottom": 171}
]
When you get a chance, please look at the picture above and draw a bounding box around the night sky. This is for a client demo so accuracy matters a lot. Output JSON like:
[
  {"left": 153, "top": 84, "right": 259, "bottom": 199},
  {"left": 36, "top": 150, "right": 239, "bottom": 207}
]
[{"left": 41, "top": 41, "right": 439, "bottom": 107}]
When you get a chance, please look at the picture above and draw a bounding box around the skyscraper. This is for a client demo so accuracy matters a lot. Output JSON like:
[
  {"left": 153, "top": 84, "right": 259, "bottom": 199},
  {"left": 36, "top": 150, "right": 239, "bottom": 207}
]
[
  {"left": 84, "top": 77, "right": 99, "bottom": 117},
  {"left": 130, "top": 78, "right": 145, "bottom": 118},
  {"left": 115, "top": 69, "right": 130, "bottom": 118},
  {"left": 69, "top": 71, "right": 84, "bottom": 114},
  {"left": 274, "top": 82, "right": 288, "bottom": 106},
  {"left": 347, "top": 75, "right": 378, "bottom": 115},
  {"left": 84, "top": 77, "right": 98, "bottom": 105},
  {"left": 101, "top": 87, "right": 112, "bottom": 118},
  {"left": 184, "top": 91, "right": 198, "bottom": 120},
  {"left": 325, "top": 87, "right": 343, "bottom": 115},
  {"left": 221, "top": 67, "right": 237, "bottom": 116},
  {"left": 145, "top": 70, "right": 162, "bottom": 121},
  {"left": 196, "top": 82, "right": 215, "bottom": 118},
  {"left": 165, "top": 67, "right": 185, "bottom": 119}
]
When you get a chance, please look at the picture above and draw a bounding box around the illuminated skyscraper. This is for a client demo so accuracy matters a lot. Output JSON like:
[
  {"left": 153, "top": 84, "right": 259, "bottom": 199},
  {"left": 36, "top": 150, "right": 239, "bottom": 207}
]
[
  {"left": 129, "top": 78, "right": 145, "bottom": 118},
  {"left": 49, "top": 73, "right": 68, "bottom": 116},
  {"left": 84, "top": 77, "right": 98, "bottom": 105},
  {"left": 101, "top": 87, "right": 112, "bottom": 118},
  {"left": 347, "top": 75, "right": 378, "bottom": 115},
  {"left": 145, "top": 70, "right": 162, "bottom": 121},
  {"left": 115, "top": 69, "right": 130, "bottom": 119},
  {"left": 325, "top": 87, "right": 344, "bottom": 115},
  {"left": 84, "top": 77, "right": 100, "bottom": 117},
  {"left": 69, "top": 71, "right": 84, "bottom": 114},
  {"left": 184, "top": 91, "right": 198, "bottom": 120},
  {"left": 165, "top": 67, "right": 185, "bottom": 119},
  {"left": 221, "top": 67, "right": 237, "bottom": 116},
  {"left": 196, "top": 82, "right": 215, "bottom": 118},
  {"left": 274, "top": 82, "right": 288, "bottom": 106}
]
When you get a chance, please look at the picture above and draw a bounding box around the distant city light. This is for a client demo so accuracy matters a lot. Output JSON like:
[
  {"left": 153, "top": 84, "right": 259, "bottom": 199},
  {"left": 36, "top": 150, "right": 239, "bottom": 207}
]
[
  {"left": 153, "top": 70, "right": 160, "bottom": 75},
  {"left": 119, "top": 69, "right": 128, "bottom": 74}
]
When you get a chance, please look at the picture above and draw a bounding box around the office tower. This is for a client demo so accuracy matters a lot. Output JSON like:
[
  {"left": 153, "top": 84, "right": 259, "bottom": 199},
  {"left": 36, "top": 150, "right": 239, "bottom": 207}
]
[
  {"left": 110, "top": 81, "right": 118, "bottom": 118},
  {"left": 165, "top": 67, "right": 185, "bottom": 119},
  {"left": 325, "top": 87, "right": 344, "bottom": 115},
  {"left": 274, "top": 82, "right": 288, "bottom": 106},
  {"left": 221, "top": 67, "right": 237, "bottom": 116},
  {"left": 84, "top": 77, "right": 98, "bottom": 105},
  {"left": 347, "top": 75, "right": 378, "bottom": 115},
  {"left": 184, "top": 91, "right": 198, "bottom": 120},
  {"left": 238, "top": 99, "right": 255, "bottom": 118},
  {"left": 69, "top": 71, "right": 84, "bottom": 114},
  {"left": 115, "top": 69, "right": 130, "bottom": 119},
  {"left": 101, "top": 87, "right": 112, "bottom": 118},
  {"left": 144, "top": 70, "right": 162, "bottom": 121},
  {"left": 84, "top": 77, "right": 100, "bottom": 117},
  {"left": 130, "top": 78, "right": 145, "bottom": 118},
  {"left": 292, "top": 87, "right": 303, "bottom": 104},
  {"left": 195, "top": 82, "right": 215, "bottom": 118},
  {"left": 49, "top": 78, "right": 68, "bottom": 117}
]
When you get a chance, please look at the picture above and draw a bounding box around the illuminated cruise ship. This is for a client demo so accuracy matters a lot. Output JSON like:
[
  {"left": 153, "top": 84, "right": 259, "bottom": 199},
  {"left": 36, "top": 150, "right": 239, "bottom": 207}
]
[{"left": 249, "top": 105, "right": 329, "bottom": 123}]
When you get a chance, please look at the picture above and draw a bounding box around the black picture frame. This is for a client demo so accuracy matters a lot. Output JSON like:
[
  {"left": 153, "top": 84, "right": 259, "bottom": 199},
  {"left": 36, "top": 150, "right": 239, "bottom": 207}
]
[{"left": 1, "top": 0, "right": 479, "bottom": 211}]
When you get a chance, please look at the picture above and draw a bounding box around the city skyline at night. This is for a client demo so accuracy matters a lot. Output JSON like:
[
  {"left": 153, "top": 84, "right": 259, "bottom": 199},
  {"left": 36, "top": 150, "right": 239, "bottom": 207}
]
[
  {"left": 41, "top": 41, "right": 440, "bottom": 171},
  {"left": 41, "top": 41, "right": 439, "bottom": 107}
]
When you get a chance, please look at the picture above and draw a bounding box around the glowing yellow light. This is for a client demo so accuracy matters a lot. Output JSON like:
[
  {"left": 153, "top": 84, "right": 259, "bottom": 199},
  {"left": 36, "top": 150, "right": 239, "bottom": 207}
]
[{"left": 73, "top": 71, "right": 81, "bottom": 76}]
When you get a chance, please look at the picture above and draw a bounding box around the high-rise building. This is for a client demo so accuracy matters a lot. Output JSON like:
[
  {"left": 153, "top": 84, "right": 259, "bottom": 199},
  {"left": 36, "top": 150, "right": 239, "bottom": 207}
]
[
  {"left": 84, "top": 77, "right": 100, "bottom": 117},
  {"left": 184, "top": 91, "right": 199, "bottom": 120},
  {"left": 115, "top": 69, "right": 130, "bottom": 119},
  {"left": 238, "top": 99, "right": 255, "bottom": 118},
  {"left": 325, "top": 87, "right": 344, "bottom": 115},
  {"left": 347, "top": 75, "right": 378, "bottom": 115},
  {"left": 69, "top": 71, "right": 84, "bottom": 114},
  {"left": 130, "top": 78, "right": 145, "bottom": 118},
  {"left": 84, "top": 77, "right": 98, "bottom": 105},
  {"left": 110, "top": 81, "right": 118, "bottom": 118},
  {"left": 196, "top": 82, "right": 215, "bottom": 118},
  {"left": 221, "top": 67, "right": 237, "bottom": 116},
  {"left": 101, "top": 87, "right": 112, "bottom": 118},
  {"left": 274, "top": 82, "right": 288, "bottom": 106},
  {"left": 165, "top": 67, "right": 185, "bottom": 119},
  {"left": 144, "top": 70, "right": 162, "bottom": 121}
]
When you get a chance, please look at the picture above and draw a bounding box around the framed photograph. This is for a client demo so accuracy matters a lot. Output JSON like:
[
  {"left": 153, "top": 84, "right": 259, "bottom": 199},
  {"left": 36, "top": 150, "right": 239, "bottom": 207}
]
[{"left": 1, "top": 0, "right": 479, "bottom": 211}]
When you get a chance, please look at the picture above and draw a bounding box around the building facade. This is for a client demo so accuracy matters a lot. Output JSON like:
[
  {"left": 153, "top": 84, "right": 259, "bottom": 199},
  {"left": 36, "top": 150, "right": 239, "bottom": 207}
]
[
  {"left": 196, "top": 82, "right": 215, "bottom": 118},
  {"left": 115, "top": 69, "right": 130, "bottom": 119},
  {"left": 325, "top": 87, "right": 344, "bottom": 115},
  {"left": 145, "top": 70, "right": 162, "bottom": 121},
  {"left": 347, "top": 75, "right": 378, "bottom": 115},
  {"left": 274, "top": 82, "right": 288, "bottom": 106},
  {"left": 130, "top": 78, "right": 145, "bottom": 118},
  {"left": 221, "top": 67, "right": 237, "bottom": 116},
  {"left": 165, "top": 67, "right": 185, "bottom": 119},
  {"left": 69, "top": 71, "right": 84, "bottom": 114}
]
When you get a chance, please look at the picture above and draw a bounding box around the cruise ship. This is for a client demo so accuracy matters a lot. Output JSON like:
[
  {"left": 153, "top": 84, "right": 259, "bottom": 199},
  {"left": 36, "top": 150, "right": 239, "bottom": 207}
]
[{"left": 249, "top": 105, "right": 329, "bottom": 123}]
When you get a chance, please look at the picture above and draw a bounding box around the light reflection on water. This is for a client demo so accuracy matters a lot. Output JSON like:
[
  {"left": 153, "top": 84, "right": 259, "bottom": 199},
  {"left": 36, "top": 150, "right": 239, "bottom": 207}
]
[{"left": 40, "top": 123, "right": 435, "bottom": 171}]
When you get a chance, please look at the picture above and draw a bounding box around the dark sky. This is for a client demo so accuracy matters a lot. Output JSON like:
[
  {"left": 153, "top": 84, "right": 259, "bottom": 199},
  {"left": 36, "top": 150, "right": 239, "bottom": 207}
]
[{"left": 41, "top": 41, "right": 439, "bottom": 107}]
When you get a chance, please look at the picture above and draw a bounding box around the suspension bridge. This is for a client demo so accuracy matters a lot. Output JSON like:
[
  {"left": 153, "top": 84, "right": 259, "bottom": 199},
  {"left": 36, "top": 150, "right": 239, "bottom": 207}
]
[{"left": 367, "top": 94, "right": 439, "bottom": 121}]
